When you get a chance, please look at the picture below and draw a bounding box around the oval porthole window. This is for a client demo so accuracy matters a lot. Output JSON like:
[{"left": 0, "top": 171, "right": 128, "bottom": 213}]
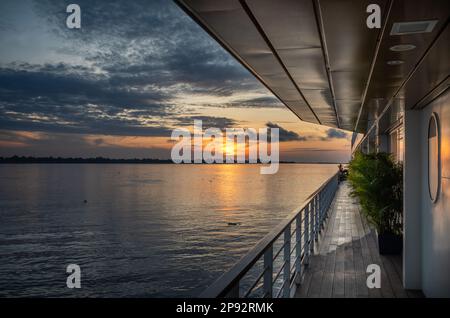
[{"left": 428, "top": 113, "right": 440, "bottom": 202}]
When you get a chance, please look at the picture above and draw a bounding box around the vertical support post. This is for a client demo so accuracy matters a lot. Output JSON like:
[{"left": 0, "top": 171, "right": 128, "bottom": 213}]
[
  {"left": 403, "top": 109, "right": 422, "bottom": 289},
  {"left": 304, "top": 204, "right": 310, "bottom": 265},
  {"left": 263, "top": 245, "right": 273, "bottom": 298},
  {"left": 283, "top": 225, "right": 291, "bottom": 298},
  {"left": 310, "top": 200, "right": 315, "bottom": 251},
  {"left": 295, "top": 214, "right": 302, "bottom": 283},
  {"left": 319, "top": 188, "right": 323, "bottom": 226},
  {"left": 315, "top": 195, "right": 319, "bottom": 241},
  {"left": 335, "top": 174, "right": 338, "bottom": 193},
  {"left": 323, "top": 185, "right": 327, "bottom": 223},
  {"left": 320, "top": 191, "right": 323, "bottom": 228},
  {"left": 325, "top": 185, "right": 328, "bottom": 216},
  {"left": 329, "top": 180, "right": 333, "bottom": 213},
  {"left": 329, "top": 180, "right": 333, "bottom": 208}
]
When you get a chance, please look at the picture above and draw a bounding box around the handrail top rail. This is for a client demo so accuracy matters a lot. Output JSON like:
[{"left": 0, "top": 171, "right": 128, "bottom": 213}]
[{"left": 199, "top": 170, "right": 339, "bottom": 298}]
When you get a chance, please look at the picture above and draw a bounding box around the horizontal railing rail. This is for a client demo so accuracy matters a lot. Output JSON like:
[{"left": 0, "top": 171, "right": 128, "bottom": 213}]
[{"left": 199, "top": 171, "right": 340, "bottom": 298}]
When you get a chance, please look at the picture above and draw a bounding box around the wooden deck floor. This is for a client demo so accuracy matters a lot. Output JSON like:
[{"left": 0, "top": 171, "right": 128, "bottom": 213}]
[{"left": 294, "top": 182, "right": 423, "bottom": 298}]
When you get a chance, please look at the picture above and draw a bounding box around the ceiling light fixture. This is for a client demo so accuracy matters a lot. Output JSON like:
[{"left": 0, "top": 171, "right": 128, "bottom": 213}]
[
  {"left": 387, "top": 60, "right": 404, "bottom": 66},
  {"left": 389, "top": 44, "right": 416, "bottom": 52},
  {"left": 390, "top": 20, "right": 438, "bottom": 35}
]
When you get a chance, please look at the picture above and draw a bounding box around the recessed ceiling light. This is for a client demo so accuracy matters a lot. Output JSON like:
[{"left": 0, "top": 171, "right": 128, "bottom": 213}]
[
  {"left": 390, "top": 20, "right": 438, "bottom": 35},
  {"left": 387, "top": 60, "right": 404, "bottom": 65},
  {"left": 390, "top": 44, "right": 416, "bottom": 52}
]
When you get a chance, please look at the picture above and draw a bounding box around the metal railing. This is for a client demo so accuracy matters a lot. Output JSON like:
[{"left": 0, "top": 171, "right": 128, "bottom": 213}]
[{"left": 200, "top": 172, "right": 339, "bottom": 298}]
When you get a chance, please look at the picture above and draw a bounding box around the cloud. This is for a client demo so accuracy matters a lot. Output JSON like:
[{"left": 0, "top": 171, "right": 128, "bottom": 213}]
[
  {"left": 226, "top": 96, "right": 284, "bottom": 108},
  {"left": 173, "top": 116, "right": 239, "bottom": 129},
  {"left": 266, "top": 122, "right": 307, "bottom": 142},
  {"left": 29, "top": 0, "right": 260, "bottom": 94},
  {"left": 0, "top": 130, "right": 171, "bottom": 159},
  {"left": 0, "top": 0, "right": 271, "bottom": 139},
  {"left": 93, "top": 138, "right": 104, "bottom": 146},
  {"left": 324, "top": 128, "right": 348, "bottom": 140}
]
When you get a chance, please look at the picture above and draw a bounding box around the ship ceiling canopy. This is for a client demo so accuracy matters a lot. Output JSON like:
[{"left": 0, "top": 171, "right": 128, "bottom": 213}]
[{"left": 176, "top": 0, "right": 449, "bottom": 135}]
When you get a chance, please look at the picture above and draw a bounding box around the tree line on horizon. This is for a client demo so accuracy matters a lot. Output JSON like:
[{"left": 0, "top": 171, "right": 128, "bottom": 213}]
[
  {"left": 0, "top": 155, "right": 340, "bottom": 164},
  {"left": 0, "top": 156, "right": 173, "bottom": 164}
]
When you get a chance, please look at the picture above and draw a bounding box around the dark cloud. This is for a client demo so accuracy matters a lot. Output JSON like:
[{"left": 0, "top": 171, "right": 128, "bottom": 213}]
[
  {"left": 31, "top": 0, "right": 258, "bottom": 93},
  {"left": 324, "top": 128, "right": 348, "bottom": 140},
  {"left": 266, "top": 122, "right": 307, "bottom": 142},
  {"left": 93, "top": 138, "right": 104, "bottom": 146},
  {"left": 0, "top": 61, "right": 178, "bottom": 137},
  {"left": 0, "top": 0, "right": 267, "bottom": 139},
  {"left": 0, "top": 65, "right": 168, "bottom": 108},
  {"left": 227, "top": 96, "right": 283, "bottom": 108},
  {"left": 174, "top": 116, "right": 239, "bottom": 129},
  {"left": 0, "top": 64, "right": 171, "bottom": 109},
  {"left": 286, "top": 147, "right": 347, "bottom": 152},
  {"left": 0, "top": 130, "right": 171, "bottom": 159}
]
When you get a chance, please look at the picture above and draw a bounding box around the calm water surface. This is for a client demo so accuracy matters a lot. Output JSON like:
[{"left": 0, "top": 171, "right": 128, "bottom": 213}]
[{"left": 0, "top": 164, "right": 337, "bottom": 297}]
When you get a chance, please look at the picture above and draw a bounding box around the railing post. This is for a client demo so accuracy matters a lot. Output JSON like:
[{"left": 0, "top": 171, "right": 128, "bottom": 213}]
[
  {"left": 321, "top": 186, "right": 326, "bottom": 225},
  {"left": 295, "top": 214, "right": 302, "bottom": 283},
  {"left": 263, "top": 245, "right": 273, "bottom": 298},
  {"left": 327, "top": 180, "right": 332, "bottom": 213},
  {"left": 310, "top": 200, "right": 315, "bottom": 252},
  {"left": 333, "top": 174, "right": 338, "bottom": 201},
  {"left": 304, "top": 204, "right": 310, "bottom": 265},
  {"left": 319, "top": 192, "right": 322, "bottom": 231},
  {"left": 327, "top": 182, "right": 332, "bottom": 212},
  {"left": 323, "top": 187, "right": 326, "bottom": 219},
  {"left": 322, "top": 187, "right": 326, "bottom": 224},
  {"left": 314, "top": 195, "right": 319, "bottom": 241},
  {"left": 327, "top": 184, "right": 330, "bottom": 217},
  {"left": 283, "top": 225, "right": 291, "bottom": 298}
]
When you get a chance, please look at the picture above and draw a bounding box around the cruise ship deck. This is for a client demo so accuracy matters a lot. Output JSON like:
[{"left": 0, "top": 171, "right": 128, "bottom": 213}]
[
  {"left": 178, "top": 0, "right": 450, "bottom": 297},
  {"left": 295, "top": 182, "right": 423, "bottom": 298}
]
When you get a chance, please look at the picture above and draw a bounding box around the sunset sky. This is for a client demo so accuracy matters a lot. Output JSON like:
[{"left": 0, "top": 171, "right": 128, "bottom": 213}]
[{"left": 0, "top": 0, "right": 352, "bottom": 162}]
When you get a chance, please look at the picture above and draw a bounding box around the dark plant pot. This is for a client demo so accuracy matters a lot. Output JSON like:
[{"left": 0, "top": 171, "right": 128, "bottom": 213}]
[{"left": 378, "top": 232, "right": 402, "bottom": 255}]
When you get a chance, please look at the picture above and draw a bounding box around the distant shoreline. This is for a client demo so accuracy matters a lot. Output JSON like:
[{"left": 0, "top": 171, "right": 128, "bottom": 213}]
[
  {"left": 0, "top": 156, "right": 343, "bottom": 165},
  {"left": 0, "top": 156, "right": 173, "bottom": 164}
]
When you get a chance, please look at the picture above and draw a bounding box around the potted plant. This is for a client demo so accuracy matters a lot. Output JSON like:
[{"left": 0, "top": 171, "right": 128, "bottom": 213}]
[{"left": 347, "top": 151, "right": 403, "bottom": 255}]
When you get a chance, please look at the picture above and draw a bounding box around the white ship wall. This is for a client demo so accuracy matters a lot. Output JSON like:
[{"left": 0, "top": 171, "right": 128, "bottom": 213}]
[
  {"left": 405, "top": 90, "right": 450, "bottom": 297},
  {"left": 419, "top": 91, "right": 450, "bottom": 297}
]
